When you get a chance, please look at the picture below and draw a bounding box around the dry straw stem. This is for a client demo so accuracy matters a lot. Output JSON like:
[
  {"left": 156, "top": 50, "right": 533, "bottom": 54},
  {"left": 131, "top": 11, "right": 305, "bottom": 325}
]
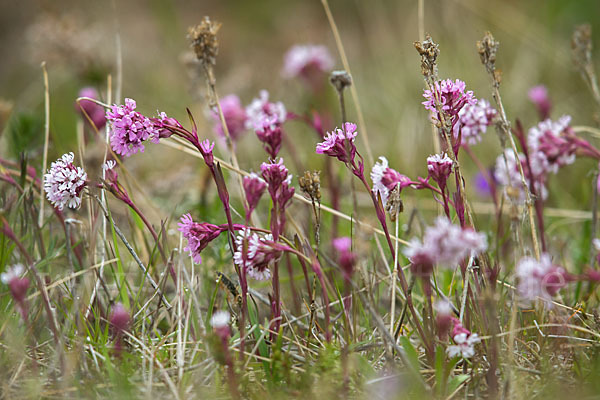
[
  {"left": 39, "top": 62, "right": 50, "bottom": 228},
  {"left": 321, "top": 0, "right": 374, "bottom": 165},
  {"left": 572, "top": 24, "right": 600, "bottom": 108},
  {"left": 477, "top": 31, "right": 541, "bottom": 260}
]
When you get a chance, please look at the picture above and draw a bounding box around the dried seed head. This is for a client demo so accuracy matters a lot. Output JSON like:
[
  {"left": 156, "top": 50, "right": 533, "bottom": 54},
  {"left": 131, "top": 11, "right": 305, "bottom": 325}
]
[
  {"left": 572, "top": 24, "right": 593, "bottom": 72},
  {"left": 329, "top": 70, "right": 352, "bottom": 93},
  {"left": 477, "top": 31, "right": 499, "bottom": 74},
  {"left": 385, "top": 185, "right": 404, "bottom": 222},
  {"left": 414, "top": 35, "right": 439, "bottom": 78},
  {"left": 299, "top": 170, "right": 321, "bottom": 202},
  {"left": 188, "top": 17, "right": 221, "bottom": 66}
]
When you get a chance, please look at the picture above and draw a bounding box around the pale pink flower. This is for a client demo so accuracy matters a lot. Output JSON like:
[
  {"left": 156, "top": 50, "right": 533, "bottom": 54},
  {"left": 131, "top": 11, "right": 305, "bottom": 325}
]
[
  {"left": 210, "top": 310, "right": 231, "bottom": 340},
  {"left": 494, "top": 149, "right": 548, "bottom": 203},
  {"left": 243, "top": 173, "right": 267, "bottom": 218},
  {"left": 76, "top": 87, "right": 106, "bottom": 129},
  {"left": 245, "top": 90, "right": 286, "bottom": 130},
  {"left": 212, "top": 94, "right": 248, "bottom": 140},
  {"left": 178, "top": 213, "right": 228, "bottom": 264},
  {"left": 447, "top": 332, "right": 480, "bottom": 358},
  {"left": 316, "top": 122, "right": 358, "bottom": 164},
  {"left": 515, "top": 253, "right": 568, "bottom": 305},
  {"left": 333, "top": 237, "right": 356, "bottom": 280},
  {"left": 106, "top": 98, "right": 160, "bottom": 157},
  {"left": 527, "top": 115, "right": 576, "bottom": 174},
  {"left": 427, "top": 152, "right": 453, "bottom": 188},
  {"left": 282, "top": 44, "right": 334, "bottom": 79},
  {"left": 43, "top": 152, "right": 87, "bottom": 211},
  {"left": 528, "top": 85, "right": 552, "bottom": 119},
  {"left": 453, "top": 99, "right": 497, "bottom": 145},
  {"left": 371, "top": 156, "right": 412, "bottom": 206},
  {"left": 1, "top": 264, "right": 29, "bottom": 304},
  {"left": 422, "top": 79, "right": 476, "bottom": 124},
  {"left": 233, "top": 229, "right": 281, "bottom": 281}
]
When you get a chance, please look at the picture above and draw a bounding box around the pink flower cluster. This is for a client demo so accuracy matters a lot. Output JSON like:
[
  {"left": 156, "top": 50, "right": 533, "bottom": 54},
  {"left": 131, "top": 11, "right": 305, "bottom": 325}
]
[
  {"left": 106, "top": 98, "right": 161, "bottom": 157},
  {"left": 316, "top": 122, "right": 358, "bottom": 165},
  {"left": 422, "top": 79, "right": 476, "bottom": 124},
  {"left": 211, "top": 94, "right": 248, "bottom": 141},
  {"left": 243, "top": 173, "right": 267, "bottom": 219},
  {"left": 1, "top": 264, "right": 30, "bottom": 320},
  {"left": 370, "top": 157, "right": 413, "bottom": 207},
  {"left": 453, "top": 99, "right": 497, "bottom": 145},
  {"left": 245, "top": 90, "right": 287, "bottom": 130},
  {"left": 178, "top": 213, "right": 229, "bottom": 264},
  {"left": 233, "top": 228, "right": 281, "bottom": 281},
  {"left": 515, "top": 253, "right": 568, "bottom": 305},
  {"left": 404, "top": 217, "right": 487, "bottom": 274},
  {"left": 261, "top": 159, "right": 295, "bottom": 234},
  {"left": 427, "top": 152, "right": 453, "bottom": 189},
  {"left": 447, "top": 319, "right": 480, "bottom": 359},
  {"left": 494, "top": 149, "right": 547, "bottom": 203},
  {"left": 43, "top": 152, "right": 88, "bottom": 211},
  {"left": 282, "top": 44, "right": 334, "bottom": 79}
]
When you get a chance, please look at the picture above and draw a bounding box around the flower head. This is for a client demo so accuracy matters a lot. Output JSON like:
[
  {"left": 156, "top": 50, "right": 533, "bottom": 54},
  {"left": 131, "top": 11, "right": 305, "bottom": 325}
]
[
  {"left": 210, "top": 310, "right": 231, "bottom": 340},
  {"left": 43, "top": 152, "right": 87, "bottom": 211},
  {"left": 106, "top": 98, "right": 160, "bottom": 157},
  {"left": 261, "top": 159, "right": 295, "bottom": 233},
  {"left": 245, "top": 90, "right": 286, "bottom": 130},
  {"left": 422, "top": 79, "right": 476, "bottom": 124},
  {"left": 109, "top": 303, "right": 131, "bottom": 334},
  {"left": 527, "top": 116, "right": 576, "bottom": 174},
  {"left": 243, "top": 173, "right": 267, "bottom": 218},
  {"left": 1, "top": 264, "right": 30, "bottom": 304},
  {"left": 316, "top": 122, "right": 358, "bottom": 165},
  {"left": 333, "top": 237, "right": 356, "bottom": 280},
  {"left": 427, "top": 152, "right": 453, "bottom": 188},
  {"left": 199, "top": 139, "right": 215, "bottom": 167},
  {"left": 282, "top": 44, "right": 334, "bottom": 90},
  {"left": 371, "top": 157, "right": 412, "bottom": 207},
  {"left": 528, "top": 85, "right": 552, "bottom": 120},
  {"left": 515, "top": 253, "right": 568, "bottom": 305},
  {"left": 212, "top": 94, "right": 247, "bottom": 140},
  {"left": 178, "top": 214, "right": 227, "bottom": 264},
  {"left": 76, "top": 87, "right": 106, "bottom": 129},
  {"left": 233, "top": 229, "right": 282, "bottom": 281},
  {"left": 447, "top": 331, "right": 480, "bottom": 359},
  {"left": 254, "top": 115, "right": 282, "bottom": 159},
  {"left": 453, "top": 99, "right": 497, "bottom": 145},
  {"left": 494, "top": 149, "right": 548, "bottom": 203}
]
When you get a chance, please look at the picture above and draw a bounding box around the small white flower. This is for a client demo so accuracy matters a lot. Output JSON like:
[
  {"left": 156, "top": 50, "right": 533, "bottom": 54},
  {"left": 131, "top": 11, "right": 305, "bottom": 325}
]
[
  {"left": 43, "top": 152, "right": 87, "bottom": 211},
  {"left": 447, "top": 333, "right": 480, "bottom": 359},
  {"left": 210, "top": 310, "right": 231, "bottom": 329},
  {"left": 245, "top": 90, "right": 286, "bottom": 130},
  {"left": 102, "top": 160, "right": 116, "bottom": 171}
]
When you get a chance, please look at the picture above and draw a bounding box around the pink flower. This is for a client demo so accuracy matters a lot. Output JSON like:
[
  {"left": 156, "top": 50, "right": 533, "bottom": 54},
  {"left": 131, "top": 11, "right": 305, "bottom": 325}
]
[
  {"left": 435, "top": 299, "right": 453, "bottom": 338},
  {"left": 515, "top": 253, "right": 568, "bottom": 305},
  {"left": 427, "top": 152, "right": 453, "bottom": 188},
  {"left": 1, "top": 264, "right": 29, "bottom": 304},
  {"left": 243, "top": 173, "right": 267, "bottom": 218},
  {"left": 447, "top": 331, "right": 480, "bottom": 359},
  {"left": 528, "top": 85, "right": 552, "bottom": 120},
  {"left": 210, "top": 310, "right": 231, "bottom": 339},
  {"left": 43, "top": 152, "right": 87, "bottom": 211},
  {"left": 178, "top": 213, "right": 227, "bottom": 264},
  {"left": 527, "top": 116, "right": 576, "bottom": 174},
  {"left": 422, "top": 79, "right": 476, "bottom": 124},
  {"left": 106, "top": 98, "right": 161, "bottom": 157},
  {"left": 245, "top": 90, "right": 286, "bottom": 130},
  {"left": 261, "top": 159, "right": 295, "bottom": 233},
  {"left": 494, "top": 149, "right": 548, "bottom": 203},
  {"left": 404, "top": 217, "right": 487, "bottom": 270},
  {"left": 199, "top": 139, "right": 215, "bottom": 167},
  {"left": 109, "top": 303, "right": 131, "bottom": 334},
  {"left": 282, "top": 44, "right": 334, "bottom": 79},
  {"left": 453, "top": 99, "right": 497, "bottom": 145},
  {"left": 333, "top": 237, "right": 356, "bottom": 280},
  {"left": 76, "top": 87, "right": 106, "bottom": 129},
  {"left": 371, "top": 157, "right": 413, "bottom": 206},
  {"left": 254, "top": 115, "right": 282, "bottom": 159},
  {"left": 233, "top": 229, "right": 282, "bottom": 281},
  {"left": 316, "top": 122, "right": 358, "bottom": 164},
  {"left": 212, "top": 94, "right": 248, "bottom": 141},
  {"left": 154, "top": 111, "right": 182, "bottom": 140}
]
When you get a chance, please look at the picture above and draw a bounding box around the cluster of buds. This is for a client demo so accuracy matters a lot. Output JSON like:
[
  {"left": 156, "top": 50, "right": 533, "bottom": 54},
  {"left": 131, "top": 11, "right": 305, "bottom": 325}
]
[
  {"left": 261, "top": 159, "right": 295, "bottom": 236},
  {"left": 101, "top": 161, "right": 134, "bottom": 208},
  {"left": 243, "top": 173, "right": 267, "bottom": 221},
  {"left": 426, "top": 152, "right": 453, "bottom": 192},
  {"left": 298, "top": 170, "right": 321, "bottom": 204},
  {"left": 254, "top": 115, "right": 282, "bottom": 159}
]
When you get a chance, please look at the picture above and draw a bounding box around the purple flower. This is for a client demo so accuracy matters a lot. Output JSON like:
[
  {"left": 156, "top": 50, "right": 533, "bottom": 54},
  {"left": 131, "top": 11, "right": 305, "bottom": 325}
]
[
  {"left": 254, "top": 115, "right": 282, "bottom": 159},
  {"left": 245, "top": 90, "right": 286, "bottom": 130},
  {"left": 316, "top": 122, "right": 358, "bottom": 164},
  {"left": 199, "top": 139, "right": 215, "bottom": 167},
  {"left": 404, "top": 217, "right": 487, "bottom": 270},
  {"left": 527, "top": 115, "right": 576, "bottom": 174},
  {"left": 528, "top": 85, "right": 552, "bottom": 120},
  {"left": 212, "top": 94, "right": 248, "bottom": 141},
  {"left": 371, "top": 156, "right": 413, "bottom": 206},
  {"left": 243, "top": 173, "right": 267, "bottom": 218},
  {"left": 106, "top": 98, "right": 161, "bottom": 157},
  {"left": 233, "top": 229, "right": 282, "bottom": 281},
  {"left": 43, "top": 152, "right": 87, "bottom": 211},
  {"left": 76, "top": 87, "right": 106, "bottom": 129},
  {"left": 453, "top": 99, "right": 497, "bottom": 145},
  {"left": 427, "top": 152, "right": 453, "bottom": 188},
  {"left": 515, "top": 253, "right": 568, "bottom": 305},
  {"left": 333, "top": 237, "right": 356, "bottom": 280},
  {"left": 178, "top": 213, "right": 227, "bottom": 264},
  {"left": 422, "top": 79, "right": 476, "bottom": 124},
  {"left": 473, "top": 171, "right": 494, "bottom": 198}
]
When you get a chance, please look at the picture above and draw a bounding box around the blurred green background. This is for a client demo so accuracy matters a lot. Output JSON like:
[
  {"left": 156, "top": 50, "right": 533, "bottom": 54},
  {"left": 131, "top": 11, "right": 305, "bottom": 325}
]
[{"left": 1, "top": 0, "right": 600, "bottom": 215}]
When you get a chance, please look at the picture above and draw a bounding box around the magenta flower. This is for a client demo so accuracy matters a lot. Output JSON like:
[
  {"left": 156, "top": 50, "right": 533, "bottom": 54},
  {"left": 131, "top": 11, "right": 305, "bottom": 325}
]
[
  {"left": 527, "top": 115, "right": 576, "bottom": 174},
  {"left": 453, "top": 99, "right": 497, "bottom": 145},
  {"left": 316, "top": 122, "right": 358, "bottom": 164},
  {"left": 76, "top": 87, "right": 106, "bottom": 129},
  {"left": 254, "top": 115, "right": 282, "bottom": 159},
  {"left": 43, "top": 152, "right": 87, "bottom": 211},
  {"left": 404, "top": 217, "right": 487, "bottom": 270},
  {"left": 371, "top": 156, "right": 413, "bottom": 206},
  {"left": 199, "top": 139, "right": 215, "bottom": 168},
  {"left": 154, "top": 111, "right": 182, "bottom": 140},
  {"left": 1, "top": 264, "right": 30, "bottom": 320},
  {"left": 109, "top": 302, "right": 131, "bottom": 355},
  {"left": 178, "top": 213, "right": 228, "bottom": 264},
  {"left": 106, "top": 98, "right": 160, "bottom": 157},
  {"left": 422, "top": 79, "right": 476, "bottom": 124},
  {"left": 212, "top": 94, "right": 248, "bottom": 141},
  {"left": 243, "top": 173, "right": 267, "bottom": 219},
  {"left": 427, "top": 152, "right": 453, "bottom": 189},
  {"left": 245, "top": 90, "right": 286, "bottom": 130},
  {"left": 515, "top": 253, "right": 568, "bottom": 305},
  {"left": 528, "top": 85, "right": 552, "bottom": 120},
  {"left": 233, "top": 229, "right": 282, "bottom": 281},
  {"left": 261, "top": 159, "right": 295, "bottom": 234},
  {"left": 333, "top": 237, "right": 356, "bottom": 280}
]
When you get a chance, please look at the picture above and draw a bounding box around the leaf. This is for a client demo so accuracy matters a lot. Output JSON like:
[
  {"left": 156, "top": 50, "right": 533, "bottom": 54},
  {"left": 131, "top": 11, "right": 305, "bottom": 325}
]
[{"left": 447, "top": 374, "right": 469, "bottom": 394}]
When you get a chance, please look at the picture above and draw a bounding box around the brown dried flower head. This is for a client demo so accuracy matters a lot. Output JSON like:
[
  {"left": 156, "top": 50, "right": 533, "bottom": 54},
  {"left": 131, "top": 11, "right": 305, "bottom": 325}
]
[
  {"left": 572, "top": 24, "right": 593, "bottom": 71},
  {"left": 414, "top": 35, "right": 439, "bottom": 78},
  {"left": 299, "top": 170, "right": 321, "bottom": 203},
  {"left": 477, "top": 32, "right": 499, "bottom": 73},
  {"left": 329, "top": 70, "right": 352, "bottom": 93},
  {"left": 188, "top": 17, "right": 222, "bottom": 66},
  {"left": 385, "top": 185, "right": 404, "bottom": 222}
]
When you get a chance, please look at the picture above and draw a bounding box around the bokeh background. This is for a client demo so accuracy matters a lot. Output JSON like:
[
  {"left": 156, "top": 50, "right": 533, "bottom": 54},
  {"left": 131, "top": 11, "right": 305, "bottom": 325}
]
[{"left": 2, "top": 0, "right": 600, "bottom": 225}]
